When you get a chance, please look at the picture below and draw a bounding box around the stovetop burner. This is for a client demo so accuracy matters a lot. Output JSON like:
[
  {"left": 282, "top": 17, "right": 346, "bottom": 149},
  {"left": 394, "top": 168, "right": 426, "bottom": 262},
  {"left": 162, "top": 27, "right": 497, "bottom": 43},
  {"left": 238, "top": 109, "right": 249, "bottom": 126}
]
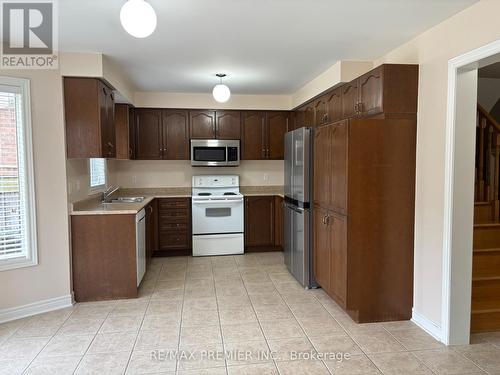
[{"left": 198, "top": 192, "right": 212, "bottom": 196}]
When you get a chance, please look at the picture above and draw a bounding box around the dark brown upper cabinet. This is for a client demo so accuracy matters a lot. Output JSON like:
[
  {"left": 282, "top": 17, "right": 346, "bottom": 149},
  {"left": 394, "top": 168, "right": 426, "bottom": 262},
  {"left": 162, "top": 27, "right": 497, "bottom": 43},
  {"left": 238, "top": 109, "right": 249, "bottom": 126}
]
[
  {"left": 135, "top": 108, "right": 189, "bottom": 160},
  {"left": 64, "top": 77, "right": 116, "bottom": 158},
  {"left": 162, "top": 110, "right": 190, "bottom": 160},
  {"left": 241, "top": 111, "right": 265, "bottom": 160},
  {"left": 342, "top": 65, "right": 419, "bottom": 118},
  {"left": 326, "top": 87, "right": 342, "bottom": 124},
  {"left": 190, "top": 110, "right": 241, "bottom": 140},
  {"left": 267, "top": 112, "right": 289, "bottom": 159},
  {"left": 341, "top": 79, "right": 359, "bottom": 119},
  {"left": 241, "top": 111, "right": 289, "bottom": 160},
  {"left": 114, "top": 104, "right": 133, "bottom": 160},
  {"left": 135, "top": 109, "right": 163, "bottom": 160},
  {"left": 190, "top": 110, "right": 216, "bottom": 139},
  {"left": 215, "top": 110, "right": 241, "bottom": 139},
  {"left": 314, "top": 96, "right": 328, "bottom": 127}
]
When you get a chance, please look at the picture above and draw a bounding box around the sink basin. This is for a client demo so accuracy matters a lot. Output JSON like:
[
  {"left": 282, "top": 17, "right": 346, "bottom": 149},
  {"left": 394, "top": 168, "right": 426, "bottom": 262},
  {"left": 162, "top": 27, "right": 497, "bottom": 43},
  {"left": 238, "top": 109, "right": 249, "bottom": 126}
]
[{"left": 108, "top": 196, "right": 145, "bottom": 203}]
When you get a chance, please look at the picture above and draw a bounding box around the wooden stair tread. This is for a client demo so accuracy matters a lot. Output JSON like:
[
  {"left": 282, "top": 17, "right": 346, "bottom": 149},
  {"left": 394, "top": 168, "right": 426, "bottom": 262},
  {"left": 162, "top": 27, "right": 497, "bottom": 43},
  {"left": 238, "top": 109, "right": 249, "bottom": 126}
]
[
  {"left": 474, "top": 223, "right": 500, "bottom": 228},
  {"left": 473, "top": 276, "right": 500, "bottom": 282},
  {"left": 475, "top": 201, "right": 493, "bottom": 206},
  {"left": 472, "top": 308, "right": 500, "bottom": 314},
  {"left": 474, "top": 247, "right": 500, "bottom": 253}
]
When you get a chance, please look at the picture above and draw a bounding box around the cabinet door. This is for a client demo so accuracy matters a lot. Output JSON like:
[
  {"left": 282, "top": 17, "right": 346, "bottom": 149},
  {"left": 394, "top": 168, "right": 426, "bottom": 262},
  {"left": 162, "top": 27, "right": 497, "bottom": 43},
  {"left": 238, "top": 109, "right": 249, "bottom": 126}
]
[
  {"left": 313, "top": 124, "right": 333, "bottom": 209},
  {"left": 329, "top": 213, "right": 347, "bottom": 306},
  {"left": 99, "top": 81, "right": 116, "bottom": 158},
  {"left": 359, "top": 66, "right": 383, "bottom": 116},
  {"left": 314, "top": 95, "right": 328, "bottom": 126},
  {"left": 341, "top": 80, "right": 359, "bottom": 119},
  {"left": 128, "top": 106, "right": 136, "bottom": 159},
  {"left": 190, "top": 110, "right": 216, "bottom": 139},
  {"left": 304, "top": 103, "right": 315, "bottom": 127},
  {"left": 313, "top": 207, "right": 331, "bottom": 291},
  {"left": 245, "top": 196, "right": 275, "bottom": 247},
  {"left": 326, "top": 87, "right": 342, "bottom": 123},
  {"left": 163, "top": 110, "right": 189, "bottom": 160},
  {"left": 114, "top": 104, "right": 130, "bottom": 160},
  {"left": 294, "top": 106, "right": 306, "bottom": 129},
  {"left": 241, "top": 111, "right": 266, "bottom": 160},
  {"left": 216, "top": 111, "right": 241, "bottom": 139},
  {"left": 331, "top": 120, "right": 348, "bottom": 214},
  {"left": 135, "top": 109, "right": 163, "bottom": 160},
  {"left": 274, "top": 196, "right": 284, "bottom": 248},
  {"left": 267, "top": 111, "right": 289, "bottom": 160}
]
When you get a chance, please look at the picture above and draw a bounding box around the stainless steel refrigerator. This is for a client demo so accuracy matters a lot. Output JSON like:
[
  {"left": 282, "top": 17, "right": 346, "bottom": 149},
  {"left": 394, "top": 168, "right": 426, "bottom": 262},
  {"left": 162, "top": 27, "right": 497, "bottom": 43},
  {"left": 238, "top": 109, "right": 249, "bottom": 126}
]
[{"left": 283, "top": 127, "right": 315, "bottom": 288}]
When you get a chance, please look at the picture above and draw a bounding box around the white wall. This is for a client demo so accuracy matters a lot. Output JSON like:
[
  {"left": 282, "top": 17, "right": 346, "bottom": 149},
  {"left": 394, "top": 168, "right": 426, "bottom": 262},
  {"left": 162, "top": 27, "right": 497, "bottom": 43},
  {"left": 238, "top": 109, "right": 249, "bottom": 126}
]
[
  {"left": 477, "top": 77, "right": 500, "bottom": 111},
  {"left": 111, "top": 160, "right": 283, "bottom": 188},
  {"left": 134, "top": 92, "right": 291, "bottom": 110},
  {"left": 0, "top": 69, "right": 71, "bottom": 311},
  {"left": 372, "top": 0, "right": 500, "bottom": 334}
]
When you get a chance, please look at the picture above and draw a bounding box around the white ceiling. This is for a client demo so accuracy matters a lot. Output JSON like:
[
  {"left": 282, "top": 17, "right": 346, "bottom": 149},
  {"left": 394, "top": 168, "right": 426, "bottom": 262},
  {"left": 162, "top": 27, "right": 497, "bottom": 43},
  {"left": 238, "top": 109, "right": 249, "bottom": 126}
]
[{"left": 59, "top": 0, "right": 478, "bottom": 95}]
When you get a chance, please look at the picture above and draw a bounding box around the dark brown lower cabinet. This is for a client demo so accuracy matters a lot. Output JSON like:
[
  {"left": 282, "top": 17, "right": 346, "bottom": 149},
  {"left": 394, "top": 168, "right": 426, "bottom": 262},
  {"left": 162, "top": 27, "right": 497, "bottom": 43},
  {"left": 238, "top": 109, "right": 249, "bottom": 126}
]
[
  {"left": 156, "top": 198, "right": 191, "bottom": 256},
  {"left": 145, "top": 199, "right": 158, "bottom": 263},
  {"left": 71, "top": 214, "right": 138, "bottom": 302},
  {"left": 244, "top": 195, "right": 283, "bottom": 252}
]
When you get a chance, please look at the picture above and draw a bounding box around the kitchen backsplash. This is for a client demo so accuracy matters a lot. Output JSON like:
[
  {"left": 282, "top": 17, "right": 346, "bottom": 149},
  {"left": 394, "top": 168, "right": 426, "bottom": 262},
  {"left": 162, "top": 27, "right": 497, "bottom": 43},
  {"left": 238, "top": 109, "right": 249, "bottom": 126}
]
[
  {"left": 66, "top": 159, "right": 284, "bottom": 203},
  {"left": 110, "top": 159, "right": 284, "bottom": 188}
]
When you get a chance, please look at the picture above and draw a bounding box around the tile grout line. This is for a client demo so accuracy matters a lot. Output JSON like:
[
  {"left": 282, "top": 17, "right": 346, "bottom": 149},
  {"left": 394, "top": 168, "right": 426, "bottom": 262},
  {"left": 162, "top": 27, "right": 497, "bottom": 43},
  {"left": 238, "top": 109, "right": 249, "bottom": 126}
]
[
  {"left": 70, "top": 299, "right": 120, "bottom": 375},
  {"left": 238, "top": 256, "right": 279, "bottom": 374},
  {"left": 266, "top": 267, "right": 335, "bottom": 375},
  {"left": 18, "top": 305, "right": 79, "bottom": 375},
  {"left": 123, "top": 258, "right": 165, "bottom": 374},
  {"left": 212, "top": 256, "right": 231, "bottom": 375}
]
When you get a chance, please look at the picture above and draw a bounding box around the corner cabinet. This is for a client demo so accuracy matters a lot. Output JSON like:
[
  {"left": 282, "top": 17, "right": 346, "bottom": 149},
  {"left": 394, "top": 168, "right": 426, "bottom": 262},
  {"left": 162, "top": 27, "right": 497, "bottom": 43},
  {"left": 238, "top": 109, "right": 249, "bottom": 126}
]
[{"left": 64, "top": 77, "right": 116, "bottom": 158}]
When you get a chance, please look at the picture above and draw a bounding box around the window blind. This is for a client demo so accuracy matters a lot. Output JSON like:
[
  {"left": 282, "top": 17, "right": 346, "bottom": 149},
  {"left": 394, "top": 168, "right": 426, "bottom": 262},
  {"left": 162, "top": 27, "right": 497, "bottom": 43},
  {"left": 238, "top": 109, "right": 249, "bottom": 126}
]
[
  {"left": 0, "top": 89, "right": 27, "bottom": 260},
  {"left": 90, "top": 158, "right": 106, "bottom": 188}
]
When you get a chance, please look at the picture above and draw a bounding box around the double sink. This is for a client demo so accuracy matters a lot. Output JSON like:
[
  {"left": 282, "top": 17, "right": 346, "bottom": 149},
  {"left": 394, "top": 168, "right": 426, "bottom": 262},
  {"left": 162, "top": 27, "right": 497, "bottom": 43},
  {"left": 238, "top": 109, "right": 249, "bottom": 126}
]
[{"left": 105, "top": 196, "right": 145, "bottom": 204}]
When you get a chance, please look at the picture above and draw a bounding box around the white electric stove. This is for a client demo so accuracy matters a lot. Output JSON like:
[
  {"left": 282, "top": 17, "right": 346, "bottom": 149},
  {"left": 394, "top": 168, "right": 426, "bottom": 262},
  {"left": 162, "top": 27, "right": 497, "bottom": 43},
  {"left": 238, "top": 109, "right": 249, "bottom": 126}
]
[{"left": 192, "top": 175, "right": 244, "bottom": 256}]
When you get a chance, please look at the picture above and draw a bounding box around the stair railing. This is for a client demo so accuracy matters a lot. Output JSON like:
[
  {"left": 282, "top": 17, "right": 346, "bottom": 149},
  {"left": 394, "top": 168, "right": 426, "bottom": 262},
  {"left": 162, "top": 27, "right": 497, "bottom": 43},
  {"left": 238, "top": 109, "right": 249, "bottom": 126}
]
[{"left": 476, "top": 104, "right": 500, "bottom": 221}]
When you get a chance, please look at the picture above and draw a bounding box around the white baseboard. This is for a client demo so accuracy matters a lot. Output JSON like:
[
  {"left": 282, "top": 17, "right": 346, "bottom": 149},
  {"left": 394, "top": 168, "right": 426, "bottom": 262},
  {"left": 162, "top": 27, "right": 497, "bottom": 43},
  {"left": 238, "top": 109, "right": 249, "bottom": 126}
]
[
  {"left": 0, "top": 294, "right": 74, "bottom": 324},
  {"left": 412, "top": 308, "right": 444, "bottom": 343}
]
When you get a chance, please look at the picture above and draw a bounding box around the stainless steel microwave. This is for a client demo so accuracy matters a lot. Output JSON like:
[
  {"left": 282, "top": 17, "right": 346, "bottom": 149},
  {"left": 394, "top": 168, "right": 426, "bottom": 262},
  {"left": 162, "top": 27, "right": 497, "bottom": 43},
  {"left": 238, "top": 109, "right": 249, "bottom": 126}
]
[{"left": 191, "top": 139, "right": 240, "bottom": 167}]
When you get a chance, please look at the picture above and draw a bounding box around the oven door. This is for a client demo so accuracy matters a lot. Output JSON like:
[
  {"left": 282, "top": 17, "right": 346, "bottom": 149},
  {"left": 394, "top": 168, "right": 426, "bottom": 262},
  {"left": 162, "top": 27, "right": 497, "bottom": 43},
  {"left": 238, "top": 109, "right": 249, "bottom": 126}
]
[{"left": 192, "top": 198, "right": 244, "bottom": 234}]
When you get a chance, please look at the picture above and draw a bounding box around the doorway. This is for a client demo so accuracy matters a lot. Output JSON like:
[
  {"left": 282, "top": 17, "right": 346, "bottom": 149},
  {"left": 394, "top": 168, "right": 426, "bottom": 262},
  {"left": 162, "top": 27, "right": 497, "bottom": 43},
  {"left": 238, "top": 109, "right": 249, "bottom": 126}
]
[{"left": 443, "top": 39, "right": 500, "bottom": 345}]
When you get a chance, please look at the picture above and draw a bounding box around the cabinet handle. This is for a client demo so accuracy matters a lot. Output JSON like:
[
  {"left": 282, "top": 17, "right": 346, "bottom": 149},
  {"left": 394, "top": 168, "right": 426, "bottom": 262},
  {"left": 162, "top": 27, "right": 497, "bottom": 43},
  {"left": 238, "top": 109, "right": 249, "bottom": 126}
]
[
  {"left": 261, "top": 149, "right": 266, "bottom": 158},
  {"left": 358, "top": 102, "right": 363, "bottom": 113},
  {"left": 326, "top": 215, "right": 331, "bottom": 226},
  {"left": 107, "top": 142, "right": 114, "bottom": 148},
  {"left": 354, "top": 103, "right": 358, "bottom": 113}
]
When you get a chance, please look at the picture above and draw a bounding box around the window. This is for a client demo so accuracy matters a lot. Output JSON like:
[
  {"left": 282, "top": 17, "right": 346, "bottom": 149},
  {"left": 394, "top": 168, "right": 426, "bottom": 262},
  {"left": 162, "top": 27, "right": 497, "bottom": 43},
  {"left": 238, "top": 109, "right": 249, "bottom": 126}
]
[
  {"left": 89, "top": 158, "right": 106, "bottom": 191},
  {"left": 0, "top": 77, "right": 37, "bottom": 271}
]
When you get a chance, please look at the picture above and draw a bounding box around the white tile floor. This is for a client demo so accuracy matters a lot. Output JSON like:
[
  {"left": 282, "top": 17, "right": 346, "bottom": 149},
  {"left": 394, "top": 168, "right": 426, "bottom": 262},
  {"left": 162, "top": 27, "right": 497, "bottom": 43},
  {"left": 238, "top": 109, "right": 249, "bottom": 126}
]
[{"left": 1, "top": 252, "right": 500, "bottom": 374}]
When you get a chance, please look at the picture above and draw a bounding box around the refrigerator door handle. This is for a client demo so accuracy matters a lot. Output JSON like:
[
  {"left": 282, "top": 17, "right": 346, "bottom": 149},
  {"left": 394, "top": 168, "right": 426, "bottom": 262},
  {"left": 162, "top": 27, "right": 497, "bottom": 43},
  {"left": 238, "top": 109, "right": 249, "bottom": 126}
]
[{"left": 285, "top": 203, "right": 305, "bottom": 214}]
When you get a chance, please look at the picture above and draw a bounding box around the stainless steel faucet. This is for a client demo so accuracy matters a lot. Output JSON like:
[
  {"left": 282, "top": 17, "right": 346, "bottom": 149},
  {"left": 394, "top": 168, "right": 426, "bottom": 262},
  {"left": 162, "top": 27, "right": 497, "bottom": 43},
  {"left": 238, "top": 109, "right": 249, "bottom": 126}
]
[{"left": 102, "top": 185, "right": 119, "bottom": 203}]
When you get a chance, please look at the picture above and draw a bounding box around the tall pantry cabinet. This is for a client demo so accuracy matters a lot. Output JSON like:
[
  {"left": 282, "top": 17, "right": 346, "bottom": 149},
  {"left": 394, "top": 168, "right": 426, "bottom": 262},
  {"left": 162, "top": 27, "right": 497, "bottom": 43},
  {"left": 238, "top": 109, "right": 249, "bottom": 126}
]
[{"left": 312, "top": 64, "right": 418, "bottom": 323}]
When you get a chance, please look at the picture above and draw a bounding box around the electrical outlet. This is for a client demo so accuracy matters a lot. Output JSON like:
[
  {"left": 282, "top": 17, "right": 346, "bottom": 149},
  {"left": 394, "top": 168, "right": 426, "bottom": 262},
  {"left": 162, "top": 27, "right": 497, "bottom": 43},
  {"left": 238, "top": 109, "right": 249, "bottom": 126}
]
[
  {"left": 264, "top": 173, "right": 270, "bottom": 184},
  {"left": 132, "top": 175, "right": 137, "bottom": 186}
]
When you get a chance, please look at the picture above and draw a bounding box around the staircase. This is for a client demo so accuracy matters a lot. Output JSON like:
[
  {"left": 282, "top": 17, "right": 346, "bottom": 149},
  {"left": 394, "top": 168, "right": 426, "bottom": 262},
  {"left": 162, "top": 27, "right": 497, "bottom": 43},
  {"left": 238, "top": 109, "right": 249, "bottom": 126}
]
[{"left": 472, "top": 104, "right": 500, "bottom": 332}]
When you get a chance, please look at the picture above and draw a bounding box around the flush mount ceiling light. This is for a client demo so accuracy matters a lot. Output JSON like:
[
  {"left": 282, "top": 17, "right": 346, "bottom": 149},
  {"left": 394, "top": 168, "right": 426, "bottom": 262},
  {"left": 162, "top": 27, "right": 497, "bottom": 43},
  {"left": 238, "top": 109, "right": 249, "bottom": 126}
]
[
  {"left": 212, "top": 74, "right": 231, "bottom": 103},
  {"left": 120, "top": 0, "right": 157, "bottom": 38}
]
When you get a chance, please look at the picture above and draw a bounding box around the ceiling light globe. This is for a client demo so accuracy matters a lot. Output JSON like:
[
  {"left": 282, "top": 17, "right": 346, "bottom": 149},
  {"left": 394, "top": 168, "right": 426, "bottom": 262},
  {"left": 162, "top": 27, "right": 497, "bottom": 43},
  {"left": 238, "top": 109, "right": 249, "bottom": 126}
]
[
  {"left": 120, "top": 0, "right": 157, "bottom": 38},
  {"left": 212, "top": 84, "right": 231, "bottom": 103}
]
